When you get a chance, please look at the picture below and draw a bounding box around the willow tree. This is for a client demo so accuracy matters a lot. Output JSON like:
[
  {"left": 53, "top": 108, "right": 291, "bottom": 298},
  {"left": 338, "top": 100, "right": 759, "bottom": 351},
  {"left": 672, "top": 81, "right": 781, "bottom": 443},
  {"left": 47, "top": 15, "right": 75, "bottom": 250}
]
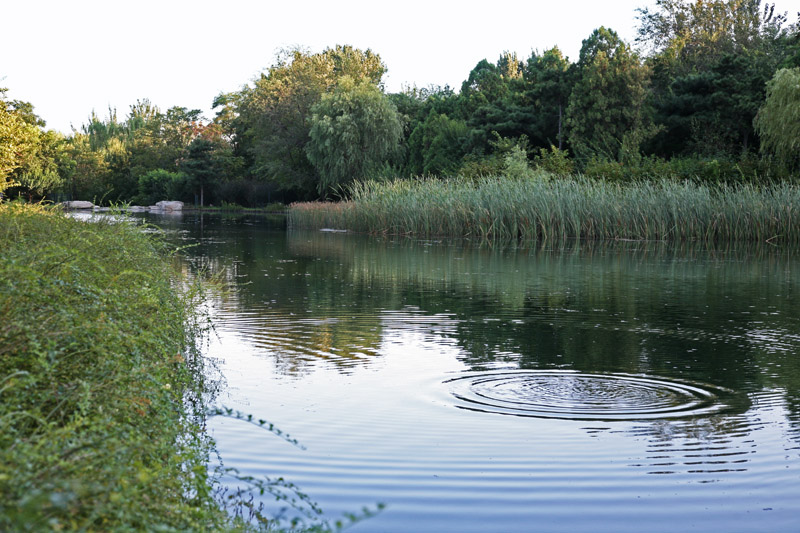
[
  {"left": 235, "top": 45, "right": 386, "bottom": 198},
  {"left": 305, "top": 76, "right": 403, "bottom": 196},
  {"left": 754, "top": 67, "right": 800, "bottom": 167}
]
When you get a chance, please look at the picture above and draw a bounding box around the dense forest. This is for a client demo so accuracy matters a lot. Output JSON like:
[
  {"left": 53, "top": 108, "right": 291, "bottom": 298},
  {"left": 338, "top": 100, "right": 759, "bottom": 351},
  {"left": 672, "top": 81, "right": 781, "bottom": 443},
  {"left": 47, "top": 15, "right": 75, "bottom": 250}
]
[{"left": 2, "top": 0, "right": 800, "bottom": 206}]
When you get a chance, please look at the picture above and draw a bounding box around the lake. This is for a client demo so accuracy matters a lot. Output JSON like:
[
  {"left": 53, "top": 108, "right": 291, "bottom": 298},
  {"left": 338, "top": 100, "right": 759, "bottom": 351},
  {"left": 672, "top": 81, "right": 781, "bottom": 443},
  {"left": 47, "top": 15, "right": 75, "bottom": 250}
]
[{"left": 145, "top": 212, "right": 800, "bottom": 532}]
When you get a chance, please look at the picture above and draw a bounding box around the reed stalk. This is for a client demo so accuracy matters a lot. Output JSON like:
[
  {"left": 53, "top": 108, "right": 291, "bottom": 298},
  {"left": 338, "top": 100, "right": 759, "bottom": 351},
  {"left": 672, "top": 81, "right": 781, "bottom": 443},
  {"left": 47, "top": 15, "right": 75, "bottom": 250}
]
[{"left": 289, "top": 175, "right": 800, "bottom": 244}]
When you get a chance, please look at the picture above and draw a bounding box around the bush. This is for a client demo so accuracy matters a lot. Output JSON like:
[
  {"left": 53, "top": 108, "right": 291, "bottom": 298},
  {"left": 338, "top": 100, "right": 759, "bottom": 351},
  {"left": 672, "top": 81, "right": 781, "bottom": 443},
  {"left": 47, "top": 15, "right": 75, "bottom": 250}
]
[
  {"left": 532, "top": 145, "right": 574, "bottom": 176},
  {"left": 0, "top": 203, "right": 228, "bottom": 530}
]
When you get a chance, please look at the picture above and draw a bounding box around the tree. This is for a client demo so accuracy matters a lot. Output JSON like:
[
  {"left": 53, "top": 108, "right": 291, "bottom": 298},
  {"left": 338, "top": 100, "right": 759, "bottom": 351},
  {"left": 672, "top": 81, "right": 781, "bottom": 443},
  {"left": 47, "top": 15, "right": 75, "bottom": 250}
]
[
  {"left": 0, "top": 90, "right": 67, "bottom": 199},
  {"left": 457, "top": 54, "right": 542, "bottom": 157},
  {"left": 0, "top": 93, "right": 39, "bottom": 195},
  {"left": 407, "top": 110, "right": 470, "bottom": 176},
  {"left": 636, "top": 0, "right": 792, "bottom": 76},
  {"left": 566, "top": 27, "right": 656, "bottom": 164},
  {"left": 657, "top": 52, "right": 772, "bottom": 156},
  {"left": 522, "top": 47, "right": 576, "bottom": 150},
  {"left": 12, "top": 130, "right": 68, "bottom": 200},
  {"left": 306, "top": 77, "right": 403, "bottom": 195},
  {"left": 636, "top": 0, "right": 797, "bottom": 158},
  {"left": 754, "top": 67, "right": 800, "bottom": 167},
  {"left": 234, "top": 45, "right": 387, "bottom": 198},
  {"left": 181, "top": 138, "right": 218, "bottom": 207}
]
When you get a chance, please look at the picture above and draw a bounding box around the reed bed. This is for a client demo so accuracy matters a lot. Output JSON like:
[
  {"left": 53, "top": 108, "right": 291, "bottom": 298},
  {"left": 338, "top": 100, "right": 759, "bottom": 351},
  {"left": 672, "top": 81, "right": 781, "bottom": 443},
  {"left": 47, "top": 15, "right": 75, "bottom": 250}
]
[{"left": 289, "top": 175, "right": 800, "bottom": 244}]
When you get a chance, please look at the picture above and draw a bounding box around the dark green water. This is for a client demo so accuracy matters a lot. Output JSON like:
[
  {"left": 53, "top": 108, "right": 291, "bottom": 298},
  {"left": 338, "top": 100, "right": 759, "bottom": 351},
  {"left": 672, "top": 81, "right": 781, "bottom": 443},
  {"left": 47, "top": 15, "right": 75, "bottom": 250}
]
[{"left": 148, "top": 212, "right": 800, "bottom": 532}]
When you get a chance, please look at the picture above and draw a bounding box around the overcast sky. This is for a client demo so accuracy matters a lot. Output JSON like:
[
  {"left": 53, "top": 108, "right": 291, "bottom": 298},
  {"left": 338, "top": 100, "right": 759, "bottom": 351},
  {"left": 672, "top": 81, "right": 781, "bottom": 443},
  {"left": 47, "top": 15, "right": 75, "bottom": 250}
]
[{"left": 3, "top": 0, "right": 799, "bottom": 134}]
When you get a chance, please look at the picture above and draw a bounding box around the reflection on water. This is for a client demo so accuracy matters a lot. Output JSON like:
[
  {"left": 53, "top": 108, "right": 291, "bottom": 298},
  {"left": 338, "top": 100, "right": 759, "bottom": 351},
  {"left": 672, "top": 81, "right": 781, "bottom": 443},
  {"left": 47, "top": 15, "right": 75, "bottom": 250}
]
[{"left": 143, "top": 213, "right": 800, "bottom": 533}]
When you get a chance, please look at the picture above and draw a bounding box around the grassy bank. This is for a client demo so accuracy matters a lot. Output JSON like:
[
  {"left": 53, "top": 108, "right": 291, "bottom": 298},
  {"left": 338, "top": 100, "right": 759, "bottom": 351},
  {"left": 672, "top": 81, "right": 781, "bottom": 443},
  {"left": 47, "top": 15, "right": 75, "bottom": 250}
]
[
  {"left": 0, "top": 204, "right": 228, "bottom": 531},
  {"left": 289, "top": 175, "right": 800, "bottom": 244}
]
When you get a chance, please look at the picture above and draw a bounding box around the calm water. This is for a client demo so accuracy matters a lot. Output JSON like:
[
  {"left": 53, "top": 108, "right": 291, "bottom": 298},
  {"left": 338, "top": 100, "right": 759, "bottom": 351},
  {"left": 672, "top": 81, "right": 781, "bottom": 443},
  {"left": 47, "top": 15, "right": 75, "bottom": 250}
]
[{"left": 146, "top": 212, "right": 800, "bottom": 532}]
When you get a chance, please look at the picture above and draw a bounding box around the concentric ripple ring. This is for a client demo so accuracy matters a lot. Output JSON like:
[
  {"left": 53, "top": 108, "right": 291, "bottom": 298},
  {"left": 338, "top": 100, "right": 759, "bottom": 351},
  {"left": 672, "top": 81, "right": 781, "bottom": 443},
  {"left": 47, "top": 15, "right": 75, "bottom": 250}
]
[{"left": 446, "top": 370, "right": 734, "bottom": 421}]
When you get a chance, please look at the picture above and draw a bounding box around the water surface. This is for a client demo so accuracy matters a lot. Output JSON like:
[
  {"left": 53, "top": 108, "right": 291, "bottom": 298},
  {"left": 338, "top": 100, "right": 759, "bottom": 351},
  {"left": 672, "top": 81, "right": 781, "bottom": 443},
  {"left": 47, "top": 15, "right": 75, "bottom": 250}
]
[{"left": 149, "top": 213, "right": 800, "bottom": 532}]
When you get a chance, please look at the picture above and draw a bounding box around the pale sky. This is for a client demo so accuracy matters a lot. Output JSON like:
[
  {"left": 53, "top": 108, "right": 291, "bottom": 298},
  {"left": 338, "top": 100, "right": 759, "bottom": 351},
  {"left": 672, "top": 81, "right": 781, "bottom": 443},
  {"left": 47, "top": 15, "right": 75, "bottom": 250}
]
[{"left": 3, "top": 0, "right": 799, "bottom": 134}]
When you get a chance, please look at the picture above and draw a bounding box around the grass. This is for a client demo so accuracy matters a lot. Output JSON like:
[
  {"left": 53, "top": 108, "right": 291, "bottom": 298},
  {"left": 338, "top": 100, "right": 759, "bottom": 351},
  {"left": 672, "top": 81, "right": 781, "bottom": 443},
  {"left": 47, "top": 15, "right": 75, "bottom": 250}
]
[
  {"left": 0, "top": 203, "right": 374, "bottom": 531},
  {"left": 288, "top": 174, "right": 800, "bottom": 244},
  {"left": 0, "top": 202, "right": 230, "bottom": 531}
]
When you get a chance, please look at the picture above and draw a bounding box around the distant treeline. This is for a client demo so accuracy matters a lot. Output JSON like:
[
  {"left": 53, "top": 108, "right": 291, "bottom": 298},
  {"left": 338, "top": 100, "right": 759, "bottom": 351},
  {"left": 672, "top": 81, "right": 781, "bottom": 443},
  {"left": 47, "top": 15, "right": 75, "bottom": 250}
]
[{"left": 2, "top": 0, "right": 800, "bottom": 206}]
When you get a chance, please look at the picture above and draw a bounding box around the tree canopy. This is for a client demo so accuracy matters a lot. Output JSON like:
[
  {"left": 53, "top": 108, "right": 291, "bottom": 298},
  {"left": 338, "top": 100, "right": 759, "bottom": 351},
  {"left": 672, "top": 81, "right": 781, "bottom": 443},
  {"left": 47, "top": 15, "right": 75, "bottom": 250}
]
[
  {"left": 4, "top": 2, "right": 800, "bottom": 205},
  {"left": 306, "top": 76, "right": 403, "bottom": 195},
  {"left": 755, "top": 67, "right": 800, "bottom": 166}
]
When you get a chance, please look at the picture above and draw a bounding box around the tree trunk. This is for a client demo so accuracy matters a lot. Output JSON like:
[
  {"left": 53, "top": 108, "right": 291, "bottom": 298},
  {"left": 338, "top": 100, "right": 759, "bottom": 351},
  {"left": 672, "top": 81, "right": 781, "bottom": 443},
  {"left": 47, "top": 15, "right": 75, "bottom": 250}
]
[{"left": 558, "top": 104, "right": 563, "bottom": 150}]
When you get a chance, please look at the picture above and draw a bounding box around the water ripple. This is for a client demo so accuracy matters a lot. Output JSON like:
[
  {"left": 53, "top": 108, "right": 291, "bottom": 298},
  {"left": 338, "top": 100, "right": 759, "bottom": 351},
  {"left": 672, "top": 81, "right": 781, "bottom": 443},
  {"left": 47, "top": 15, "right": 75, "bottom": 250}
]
[{"left": 447, "top": 370, "right": 737, "bottom": 421}]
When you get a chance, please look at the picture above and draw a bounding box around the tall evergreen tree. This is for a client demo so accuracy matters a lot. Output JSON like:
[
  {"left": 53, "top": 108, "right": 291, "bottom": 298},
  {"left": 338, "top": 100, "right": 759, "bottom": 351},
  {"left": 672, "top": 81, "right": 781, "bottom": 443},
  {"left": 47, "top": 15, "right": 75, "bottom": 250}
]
[{"left": 566, "top": 28, "right": 655, "bottom": 164}]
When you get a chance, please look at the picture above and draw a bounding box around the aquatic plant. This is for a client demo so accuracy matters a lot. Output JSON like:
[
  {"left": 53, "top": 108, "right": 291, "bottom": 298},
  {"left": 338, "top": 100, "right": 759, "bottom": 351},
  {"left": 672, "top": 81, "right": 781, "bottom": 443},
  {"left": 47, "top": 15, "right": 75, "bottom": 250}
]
[{"left": 288, "top": 175, "right": 800, "bottom": 244}]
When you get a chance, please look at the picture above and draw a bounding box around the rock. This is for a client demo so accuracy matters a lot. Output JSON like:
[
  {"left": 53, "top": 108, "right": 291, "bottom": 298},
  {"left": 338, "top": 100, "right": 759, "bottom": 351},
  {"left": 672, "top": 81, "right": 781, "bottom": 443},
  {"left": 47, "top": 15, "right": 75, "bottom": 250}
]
[
  {"left": 127, "top": 206, "right": 148, "bottom": 212},
  {"left": 93, "top": 206, "right": 111, "bottom": 212},
  {"left": 155, "top": 201, "right": 183, "bottom": 212},
  {"left": 62, "top": 201, "right": 94, "bottom": 209}
]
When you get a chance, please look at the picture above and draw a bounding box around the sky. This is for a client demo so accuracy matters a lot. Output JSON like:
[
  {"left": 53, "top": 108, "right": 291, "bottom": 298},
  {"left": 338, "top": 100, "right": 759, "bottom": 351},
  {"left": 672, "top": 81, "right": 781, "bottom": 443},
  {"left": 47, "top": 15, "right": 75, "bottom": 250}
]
[{"left": 3, "top": 0, "right": 799, "bottom": 134}]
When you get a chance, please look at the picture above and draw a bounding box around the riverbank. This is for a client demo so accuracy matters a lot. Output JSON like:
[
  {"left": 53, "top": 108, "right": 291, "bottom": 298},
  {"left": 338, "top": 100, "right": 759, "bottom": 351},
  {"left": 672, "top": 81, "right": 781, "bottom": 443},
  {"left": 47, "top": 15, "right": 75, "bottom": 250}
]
[
  {"left": 288, "top": 175, "right": 800, "bottom": 244},
  {"left": 59, "top": 200, "right": 287, "bottom": 215},
  {"left": 0, "top": 204, "right": 230, "bottom": 530}
]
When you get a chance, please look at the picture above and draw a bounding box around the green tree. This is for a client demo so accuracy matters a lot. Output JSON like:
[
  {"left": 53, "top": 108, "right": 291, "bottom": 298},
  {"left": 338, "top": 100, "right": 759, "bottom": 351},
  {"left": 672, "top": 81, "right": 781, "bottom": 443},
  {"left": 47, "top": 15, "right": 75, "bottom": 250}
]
[
  {"left": 306, "top": 77, "right": 403, "bottom": 195},
  {"left": 566, "top": 27, "right": 656, "bottom": 164},
  {"left": 0, "top": 93, "right": 39, "bottom": 195},
  {"left": 12, "top": 130, "right": 68, "bottom": 200},
  {"left": 135, "top": 169, "right": 190, "bottom": 205},
  {"left": 636, "top": 0, "right": 792, "bottom": 77},
  {"left": 658, "top": 52, "right": 772, "bottom": 156},
  {"left": 637, "top": 0, "right": 797, "bottom": 158},
  {"left": 64, "top": 133, "right": 110, "bottom": 201},
  {"left": 522, "top": 47, "right": 576, "bottom": 150},
  {"left": 0, "top": 91, "right": 69, "bottom": 199},
  {"left": 181, "top": 138, "right": 218, "bottom": 206},
  {"left": 234, "top": 45, "right": 386, "bottom": 198},
  {"left": 459, "top": 54, "right": 531, "bottom": 155},
  {"left": 406, "top": 110, "right": 470, "bottom": 176},
  {"left": 754, "top": 67, "right": 800, "bottom": 167}
]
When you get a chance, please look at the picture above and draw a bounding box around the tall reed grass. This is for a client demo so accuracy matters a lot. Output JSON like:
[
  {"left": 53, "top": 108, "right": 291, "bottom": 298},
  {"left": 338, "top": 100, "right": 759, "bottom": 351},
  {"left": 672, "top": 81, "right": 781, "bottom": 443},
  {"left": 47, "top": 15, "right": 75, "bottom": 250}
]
[{"left": 289, "top": 175, "right": 800, "bottom": 244}]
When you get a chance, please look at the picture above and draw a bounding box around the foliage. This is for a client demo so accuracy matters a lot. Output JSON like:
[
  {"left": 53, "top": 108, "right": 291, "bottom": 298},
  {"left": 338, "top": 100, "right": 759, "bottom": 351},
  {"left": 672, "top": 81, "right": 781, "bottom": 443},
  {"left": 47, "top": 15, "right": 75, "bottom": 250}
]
[
  {"left": 306, "top": 76, "right": 403, "bottom": 196},
  {"left": 407, "top": 110, "right": 470, "bottom": 176},
  {"left": 0, "top": 204, "right": 228, "bottom": 531},
  {"left": 0, "top": 91, "right": 50, "bottom": 195},
  {"left": 215, "top": 178, "right": 284, "bottom": 207},
  {"left": 636, "top": 0, "right": 793, "bottom": 76},
  {"left": 522, "top": 47, "right": 576, "bottom": 150},
  {"left": 234, "top": 45, "right": 386, "bottom": 197},
  {"left": 181, "top": 138, "right": 219, "bottom": 206},
  {"left": 754, "top": 67, "right": 800, "bottom": 167},
  {"left": 501, "top": 144, "right": 539, "bottom": 180},
  {"left": 135, "top": 168, "right": 191, "bottom": 205},
  {"left": 566, "top": 27, "right": 657, "bottom": 165},
  {"left": 532, "top": 145, "right": 575, "bottom": 175},
  {"left": 0, "top": 204, "right": 380, "bottom": 531},
  {"left": 290, "top": 175, "right": 800, "bottom": 244}
]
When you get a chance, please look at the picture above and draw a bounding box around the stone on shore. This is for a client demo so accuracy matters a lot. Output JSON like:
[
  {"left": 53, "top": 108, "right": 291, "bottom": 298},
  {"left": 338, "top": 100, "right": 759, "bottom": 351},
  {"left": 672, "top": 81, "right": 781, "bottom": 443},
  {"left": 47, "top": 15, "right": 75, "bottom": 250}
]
[
  {"left": 62, "top": 201, "right": 94, "bottom": 210},
  {"left": 154, "top": 201, "right": 184, "bottom": 212}
]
